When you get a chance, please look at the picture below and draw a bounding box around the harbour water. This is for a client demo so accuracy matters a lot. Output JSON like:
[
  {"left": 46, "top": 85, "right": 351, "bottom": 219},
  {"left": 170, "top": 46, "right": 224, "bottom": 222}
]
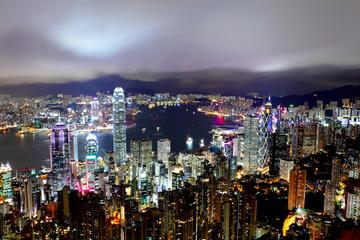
[{"left": 0, "top": 105, "right": 236, "bottom": 171}]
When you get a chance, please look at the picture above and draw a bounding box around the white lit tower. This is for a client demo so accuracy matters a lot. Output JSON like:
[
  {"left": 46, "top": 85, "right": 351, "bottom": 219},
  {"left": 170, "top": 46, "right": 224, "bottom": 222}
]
[
  {"left": 258, "top": 97, "right": 272, "bottom": 169},
  {"left": 51, "top": 122, "right": 71, "bottom": 192},
  {"left": 244, "top": 115, "right": 259, "bottom": 174},
  {"left": 91, "top": 98, "right": 100, "bottom": 122},
  {"left": 0, "top": 163, "right": 12, "bottom": 204},
  {"left": 85, "top": 134, "right": 98, "bottom": 191},
  {"left": 113, "top": 87, "right": 127, "bottom": 167},
  {"left": 157, "top": 139, "right": 171, "bottom": 166}
]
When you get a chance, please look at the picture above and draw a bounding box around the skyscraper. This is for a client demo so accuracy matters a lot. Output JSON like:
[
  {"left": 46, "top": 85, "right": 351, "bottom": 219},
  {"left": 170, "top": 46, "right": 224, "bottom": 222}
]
[
  {"left": 244, "top": 115, "right": 259, "bottom": 174},
  {"left": 269, "top": 133, "right": 287, "bottom": 177},
  {"left": 157, "top": 139, "right": 171, "bottom": 166},
  {"left": 288, "top": 166, "right": 307, "bottom": 210},
  {"left": 130, "top": 139, "right": 152, "bottom": 171},
  {"left": 90, "top": 98, "right": 100, "bottom": 122},
  {"left": 258, "top": 99, "right": 272, "bottom": 168},
  {"left": 51, "top": 122, "right": 71, "bottom": 192},
  {"left": 85, "top": 134, "right": 98, "bottom": 191},
  {"left": 113, "top": 87, "right": 127, "bottom": 166},
  {"left": 0, "top": 163, "right": 12, "bottom": 204}
]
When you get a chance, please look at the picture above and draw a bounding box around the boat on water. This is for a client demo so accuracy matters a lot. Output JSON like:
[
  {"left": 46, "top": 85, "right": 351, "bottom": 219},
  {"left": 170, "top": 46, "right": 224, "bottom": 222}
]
[
  {"left": 199, "top": 139, "right": 204, "bottom": 147},
  {"left": 142, "top": 127, "right": 146, "bottom": 133},
  {"left": 186, "top": 128, "right": 193, "bottom": 144}
]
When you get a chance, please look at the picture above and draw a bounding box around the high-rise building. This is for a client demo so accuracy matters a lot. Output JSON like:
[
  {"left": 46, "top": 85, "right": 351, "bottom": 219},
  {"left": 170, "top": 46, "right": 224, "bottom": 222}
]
[
  {"left": 244, "top": 115, "right": 259, "bottom": 174},
  {"left": 85, "top": 134, "right": 98, "bottom": 191},
  {"left": 288, "top": 166, "right": 307, "bottom": 210},
  {"left": 157, "top": 139, "right": 171, "bottom": 167},
  {"left": 0, "top": 163, "right": 12, "bottom": 204},
  {"left": 258, "top": 99, "right": 272, "bottom": 168},
  {"left": 113, "top": 87, "right": 127, "bottom": 166},
  {"left": 324, "top": 184, "right": 335, "bottom": 215},
  {"left": 73, "top": 136, "right": 78, "bottom": 162},
  {"left": 24, "top": 178, "right": 34, "bottom": 218},
  {"left": 331, "top": 156, "right": 341, "bottom": 187},
  {"left": 90, "top": 98, "right": 100, "bottom": 122},
  {"left": 51, "top": 122, "right": 71, "bottom": 192},
  {"left": 302, "top": 123, "right": 317, "bottom": 156},
  {"left": 324, "top": 156, "right": 342, "bottom": 216},
  {"left": 172, "top": 164, "right": 185, "bottom": 190},
  {"left": 346, "top": 188, "right": 360, "bottom": 219},
  {"left": 130, "top": 139, "right": 152, "bottom": 171},
  {"left": 269, "top": 133, "right": 287, "bottom": 177},
  {"left": 291, "top": 125, "right": 304, "bottom": 159},
  {"left": 280, "top": 159, "right": 294, "bottom": 181}
]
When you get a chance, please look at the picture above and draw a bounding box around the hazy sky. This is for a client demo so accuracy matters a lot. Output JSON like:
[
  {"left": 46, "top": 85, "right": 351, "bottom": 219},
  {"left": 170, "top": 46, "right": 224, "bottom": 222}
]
[{"left": 1, "top": 1, "right": 360, "bottom": 85}]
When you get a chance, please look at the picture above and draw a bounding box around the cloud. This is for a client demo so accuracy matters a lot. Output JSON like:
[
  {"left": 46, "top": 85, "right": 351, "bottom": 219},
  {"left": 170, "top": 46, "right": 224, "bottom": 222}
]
[{"left": 1, "top": 0, "right": 360, "bottom": 93}]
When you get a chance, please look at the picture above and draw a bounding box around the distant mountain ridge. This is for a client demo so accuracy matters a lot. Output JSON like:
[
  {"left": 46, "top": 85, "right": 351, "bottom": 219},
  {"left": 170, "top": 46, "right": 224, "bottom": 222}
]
[
  {"left": 271, "top": 85, "right": 360, "bottom": 108},
  {"left": 0, "top": 67, "right": 360, "bottom": 107}
]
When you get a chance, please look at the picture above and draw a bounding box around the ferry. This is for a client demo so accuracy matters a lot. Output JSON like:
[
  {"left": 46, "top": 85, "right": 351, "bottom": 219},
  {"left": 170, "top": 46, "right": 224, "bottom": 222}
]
[{"left": 199, "top": 139, "right": 204, "bottom": 147}]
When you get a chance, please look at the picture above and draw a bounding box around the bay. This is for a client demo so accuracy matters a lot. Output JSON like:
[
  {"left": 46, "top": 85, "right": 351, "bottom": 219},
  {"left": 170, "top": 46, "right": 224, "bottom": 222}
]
[{"left": 0, "top": 105, "right": 235, "bottom": 171}]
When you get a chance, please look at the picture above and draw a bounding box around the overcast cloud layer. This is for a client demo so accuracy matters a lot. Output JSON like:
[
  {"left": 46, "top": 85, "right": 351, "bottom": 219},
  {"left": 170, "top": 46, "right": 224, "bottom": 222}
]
[{"left": 1, "top": 1, "right": 360, "bottom": 86}]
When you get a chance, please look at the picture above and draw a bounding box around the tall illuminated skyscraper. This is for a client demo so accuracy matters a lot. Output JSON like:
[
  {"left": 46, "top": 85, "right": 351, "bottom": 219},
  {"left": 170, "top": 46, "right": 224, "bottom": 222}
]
[
  {"left": 51, "top": 122, "right": 71, "bottom": 192},
  {"left": 288, "top": 166, "right": 307, "bottom": 210},
  {"left": 85, "top": 134, "right": 98, "bottom": 191},
  {"left": 90, "top": 98, "right": 100, "bottom": 122},
  {"left": 244, "top": 115, "right": 259, "bottom": 174},
  {"left": 258, "top": 98, "right": 272, "bottom": 168},
  {"left": 113, "top": 87, "right": 127, "bottom": 166},
  {"left": 157, "top": 139, "right": 171, "bottom": 167},
  {"left": 130, "top": 139, "right": 152, "bottom": 171},
  {"left": 73, "top": 136, "right": 78, "bottom": 162},
  {"left": 0, "top": 163, "right": 12, "bottom": 204}
]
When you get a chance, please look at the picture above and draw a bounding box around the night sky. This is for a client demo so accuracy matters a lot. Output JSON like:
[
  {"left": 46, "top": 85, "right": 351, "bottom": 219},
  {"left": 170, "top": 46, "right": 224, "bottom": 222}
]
[{"left": 1, "top": 1, "right": 360, "bottom": 94}]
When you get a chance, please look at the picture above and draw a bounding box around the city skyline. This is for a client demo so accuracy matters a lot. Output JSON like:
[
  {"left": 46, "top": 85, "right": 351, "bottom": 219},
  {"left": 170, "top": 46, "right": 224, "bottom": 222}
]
[{"left": 1, "top": 1, "right": 360, "bottom": 238}]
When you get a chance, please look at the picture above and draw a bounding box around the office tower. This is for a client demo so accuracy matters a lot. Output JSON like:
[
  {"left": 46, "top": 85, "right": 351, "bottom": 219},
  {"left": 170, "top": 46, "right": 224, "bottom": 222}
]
[
  {"left": 258, "top": 99, "right": 272, "bottom": 168},
  {"left": 241, "top": 194, "right": 257, "bottom": 240},
  {"left": 0, "top": 163, "right": 12, "bottom": 204},
  {"left": 324, "top": 156, "right": 341, "bottom": 215},
  {"left": 113, "top": 87, "right": 127, "bottom": 166},
  {"left": 11, "top": 180, "right": 21, "bottom": 211},
  {"left": 244, "top": 115, "right": 259, "bottom": 174},
  {"left": 288, "top": 166, "right": 307, "bottom": 210},
  {"left": 324, "top": 184, "right": 335, "bottom": 215},
  {"left": 280, "top": 159, "right": 294, "bottom": 181},
  {"left": 51, "top": 122, "right": 71, "bottom": 192},
  {"left": 58, "top": 185, "right": 70, "bottom": 219},
  {"left": 73, "top": 136, "right": 78, "bottom": 162},
  {"left": 85, "top": 134, "right": 98, "bottom": 191},
  {"left": 302, "top": 123, "right": 317, "bottom": 156},
  {"left": 172, "top": 164, "right": 184, "bottom": 190},
  {"left": 331, "top": 156, "right": 341, "bottom": 187},
  {"left": 317, "top": 100, "right": 324, "bottom": 110},
  {"left": 90, "top": 98, "right": 100, "bottom": 122},
  {"left": 157, "top": 139, "right": 171, "bottom": 167},
  {"left": 108, "top": 154, "right": 116, "bottom": 185},
  {"left": 24, "top": 179, "right": 33, "bottom": 218},
  {"left": 130, "top": 139, "right": 152, "bottom": 172},
  {"left": 269, "top": 133, "right": 287, "bottom": 177},
  {"left": 291, "top": 125, "right": 304, "bottom": 159}
]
